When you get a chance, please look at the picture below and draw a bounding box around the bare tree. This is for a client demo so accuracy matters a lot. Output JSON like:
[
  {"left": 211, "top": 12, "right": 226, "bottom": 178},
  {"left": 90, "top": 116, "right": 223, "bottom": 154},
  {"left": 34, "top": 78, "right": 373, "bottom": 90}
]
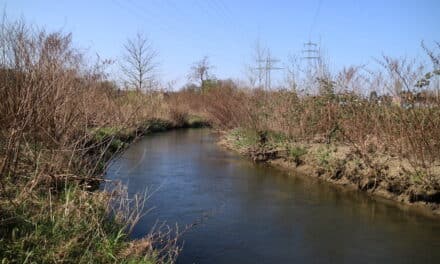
[
  {"left": 284, "top": 54, "right": 301, "bottom": 91},
  {"left": 188, "top": 56, "right": 214, "bottom": 90},
  {"left": 245, "top": 39, "right": 268, "bottom": 88},
  {"left": 121, "top": 32, "right": 158, "bottom": 92}
]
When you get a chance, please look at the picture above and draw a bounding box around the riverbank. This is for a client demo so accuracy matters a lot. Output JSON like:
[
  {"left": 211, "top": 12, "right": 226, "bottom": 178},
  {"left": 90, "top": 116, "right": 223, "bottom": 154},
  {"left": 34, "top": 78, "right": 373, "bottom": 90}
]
[
  {"left": 1, "top": 118, "right": 207, "bottom": 263},
  {"left": 0, "top": 15, "right": 213, "bottom": 262},
  {"left": 218, "top": 128, "right": 440, "bottom": 217}
]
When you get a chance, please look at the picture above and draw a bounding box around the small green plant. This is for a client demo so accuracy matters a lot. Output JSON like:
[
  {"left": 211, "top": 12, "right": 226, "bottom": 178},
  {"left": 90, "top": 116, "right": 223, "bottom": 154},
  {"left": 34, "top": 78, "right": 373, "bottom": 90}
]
[
  {"left": 230, "top": 128, "right": 259, "bottom": 149},
  {"left": 187, "top": 115, "right": 209, "bottom": 128},
  {"left": 146, "top": 119, "right": 173, "bottom": 132},
  {"left": 288, "top": 145, "right": 308, "bottom": 164},
  {"left": 92, "top": 127, "right": 121, "bottom": 142},
  {"left": 316, "top": 147, "right": 332, "bottom": 168},
  {"left": 110, "top": 138, "right": 126, "bottom": 151},
  {"left": 90, "top": 127, "right": 131, "bottom": 154},
  {"left": 267, "top": 131, "right": 289, "bottom": 146},
  {"left": 410, "top": 170, "right": 427, "bottom": 184}
]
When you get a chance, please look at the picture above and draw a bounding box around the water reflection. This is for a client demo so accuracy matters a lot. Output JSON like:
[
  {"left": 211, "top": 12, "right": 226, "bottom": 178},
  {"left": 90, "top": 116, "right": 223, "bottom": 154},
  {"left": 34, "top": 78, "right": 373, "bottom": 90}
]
[{"left": 106, "top": 129, "right": 440, "bottom": 264}]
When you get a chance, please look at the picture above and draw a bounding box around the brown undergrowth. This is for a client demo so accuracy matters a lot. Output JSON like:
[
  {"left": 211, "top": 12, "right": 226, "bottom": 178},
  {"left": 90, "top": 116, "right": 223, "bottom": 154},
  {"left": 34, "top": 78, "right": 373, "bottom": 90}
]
[
  {"left": 0, "top": 16, "right": 199, "bottom": 263},
  {"left": 202, "top": 44, "right": 440, "bottom": 214}
]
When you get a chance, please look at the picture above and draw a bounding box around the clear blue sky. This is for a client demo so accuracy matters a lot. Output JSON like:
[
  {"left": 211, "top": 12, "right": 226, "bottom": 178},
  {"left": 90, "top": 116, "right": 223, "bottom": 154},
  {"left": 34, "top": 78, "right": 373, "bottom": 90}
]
[{"left": 2, "top": 0, "right": 440, "bottom": 88}]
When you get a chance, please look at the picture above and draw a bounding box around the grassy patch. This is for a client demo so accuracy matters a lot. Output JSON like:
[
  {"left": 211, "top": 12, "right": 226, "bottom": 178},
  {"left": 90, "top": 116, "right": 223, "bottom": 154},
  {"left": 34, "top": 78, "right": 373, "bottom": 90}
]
[
  {"left": 0, "top": 184, "right": 173, "bottom": 264},
  {"left": 316, "top": 146, "right": 333, "bottom": 168},
  {"left": 229, "top": 128, "right": 259, "bottom": 149},
  {"left": 266, "top": 131, "right": 289, "bottom": 147},
  {"left": 186, "top": 115, "right": 210, "bottom": 128},
  {"left": 145, "top": 119, "right": 174, "bottom": 132},
  {"left": 410, "top": 170, "right": 426, "bottom": 184},
  {"left": 288, "top": 145, "right": 308, "bottom": 164}
]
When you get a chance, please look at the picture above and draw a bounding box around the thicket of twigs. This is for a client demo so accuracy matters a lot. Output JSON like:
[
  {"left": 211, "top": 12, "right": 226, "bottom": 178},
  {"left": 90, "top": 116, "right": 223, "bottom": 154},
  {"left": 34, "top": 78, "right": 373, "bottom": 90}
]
[
  {"left": 0, "top": 16, "right": 181, "bottom": 263},
  {"left": 1, "top": 9, "right": 439, "bottom": 261},
  {"left": 201, "top": 44, "right": 440, "bottom": 178}
]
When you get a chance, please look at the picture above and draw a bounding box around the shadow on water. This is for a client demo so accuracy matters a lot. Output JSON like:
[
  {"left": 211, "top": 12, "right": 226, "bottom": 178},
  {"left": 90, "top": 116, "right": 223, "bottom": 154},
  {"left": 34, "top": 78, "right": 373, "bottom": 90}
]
[{"left": 106, "top": 129, "right": 440, "bottom": 264}]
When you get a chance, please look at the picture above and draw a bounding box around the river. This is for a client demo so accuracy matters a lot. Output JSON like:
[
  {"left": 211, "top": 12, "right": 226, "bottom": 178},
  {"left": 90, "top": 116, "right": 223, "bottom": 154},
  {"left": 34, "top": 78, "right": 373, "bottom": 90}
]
[{"left": 106, "top": 129, "right": 440, "bottom": 263}]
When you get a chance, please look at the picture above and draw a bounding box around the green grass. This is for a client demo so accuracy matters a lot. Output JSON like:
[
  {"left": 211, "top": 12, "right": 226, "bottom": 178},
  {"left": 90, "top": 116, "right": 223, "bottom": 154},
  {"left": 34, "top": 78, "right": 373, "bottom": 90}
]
[
  {"left": 288, "top": 145, "right": 308, "bottom": 163},
  {"left": 266, "top": 131, "right": 289, "bottom": 147},
  {"left": 144, "top": 119, "right": 173, "bottom": 132},
  {"left": 90, "top": 127, "right": 132, "bottom": 155},
  {"left": 0, "top": 185, "right": 163, "bottom": 264},
  {"left": 229, "top": 128, "right": 259, "bottom": 149},
  {"left": 186, "top": 115, "right": 210, "bottom": 128},
  {"left": 1, "top": 117, "right": 202, "bottom": 263},
  {"left": 316, "top": 146, "right": 332, "bottom": 167},
  {"left": 410, "top": 170, "right": 426, "bottom": 184}
]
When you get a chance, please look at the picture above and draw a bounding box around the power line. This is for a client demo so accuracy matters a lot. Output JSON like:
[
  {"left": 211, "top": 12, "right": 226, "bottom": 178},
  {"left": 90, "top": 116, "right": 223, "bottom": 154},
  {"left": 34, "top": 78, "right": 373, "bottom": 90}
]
[
  {"left": 205, "top": 0, "right": 230, "bottom": 28},
  {"left": 304, "top": 0, "right": 323, "bottom": 63},
  {"left": 159, "top": 0, "right": 206, "bottom": 43},
  {"left": 309, "top": 0, "right": 323, "bottom": 40},
  {"left": 111, "top": 0, "right": 173, "bottom": 34},
  {"left": 192, "top": 0, "right": 247, "bottom": 53},
  {"left": 195, "top": 0, "right": 235, "bottom": 35},
  {"left": 112, "top": 0, "right": 208, "bottom": 47},
  {"left": 203, "top": 0, "right": 250, "bottom": 47}
]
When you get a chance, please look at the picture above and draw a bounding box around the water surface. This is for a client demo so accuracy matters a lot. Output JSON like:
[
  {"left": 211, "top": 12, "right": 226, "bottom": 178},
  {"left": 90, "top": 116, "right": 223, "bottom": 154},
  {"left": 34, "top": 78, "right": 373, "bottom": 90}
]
[{"left": 106, "top": 129, "right": 440, "bottom": 264}]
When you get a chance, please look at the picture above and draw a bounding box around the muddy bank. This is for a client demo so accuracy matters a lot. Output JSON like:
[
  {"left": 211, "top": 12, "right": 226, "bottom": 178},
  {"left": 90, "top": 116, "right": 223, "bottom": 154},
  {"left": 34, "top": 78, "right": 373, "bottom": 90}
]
[{"left": 218, "top": 129, "right": 440, "bottom": 217}]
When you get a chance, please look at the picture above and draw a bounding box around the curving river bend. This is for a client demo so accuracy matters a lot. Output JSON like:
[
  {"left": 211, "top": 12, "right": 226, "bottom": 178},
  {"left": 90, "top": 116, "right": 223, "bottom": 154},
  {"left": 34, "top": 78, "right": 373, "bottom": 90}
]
[{"left": 106, "top": 129, "right": 440, "bottom": 264}]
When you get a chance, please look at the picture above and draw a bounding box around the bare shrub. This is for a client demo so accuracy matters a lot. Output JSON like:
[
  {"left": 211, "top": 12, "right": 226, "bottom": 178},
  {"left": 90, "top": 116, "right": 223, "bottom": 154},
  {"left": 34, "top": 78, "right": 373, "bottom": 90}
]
[
  {"left": 200, "top": 44, "right": 440, "bottom": 179},
  {"left": 0, "top": 15, "right": 180, "bottom": 262}
]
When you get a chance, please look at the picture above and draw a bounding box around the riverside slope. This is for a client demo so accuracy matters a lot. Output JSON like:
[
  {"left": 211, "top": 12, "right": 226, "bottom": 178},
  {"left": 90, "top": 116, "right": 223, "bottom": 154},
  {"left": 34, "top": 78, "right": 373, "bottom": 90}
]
[{"left": 218, "top": 129, "right": 440, "bottom": 218}]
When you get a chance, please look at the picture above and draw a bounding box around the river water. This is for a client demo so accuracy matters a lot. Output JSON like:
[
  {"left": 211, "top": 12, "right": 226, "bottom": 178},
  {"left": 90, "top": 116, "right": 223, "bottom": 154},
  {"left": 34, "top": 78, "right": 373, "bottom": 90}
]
[{"left": 106, "top": 129, "right": 440, "bottom": 263}]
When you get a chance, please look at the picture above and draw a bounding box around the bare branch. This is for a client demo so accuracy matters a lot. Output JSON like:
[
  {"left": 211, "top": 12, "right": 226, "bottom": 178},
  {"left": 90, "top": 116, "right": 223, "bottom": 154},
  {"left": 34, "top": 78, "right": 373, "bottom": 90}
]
[{"left": 120, "top": 32, "right": 158, "bottom": 92}]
